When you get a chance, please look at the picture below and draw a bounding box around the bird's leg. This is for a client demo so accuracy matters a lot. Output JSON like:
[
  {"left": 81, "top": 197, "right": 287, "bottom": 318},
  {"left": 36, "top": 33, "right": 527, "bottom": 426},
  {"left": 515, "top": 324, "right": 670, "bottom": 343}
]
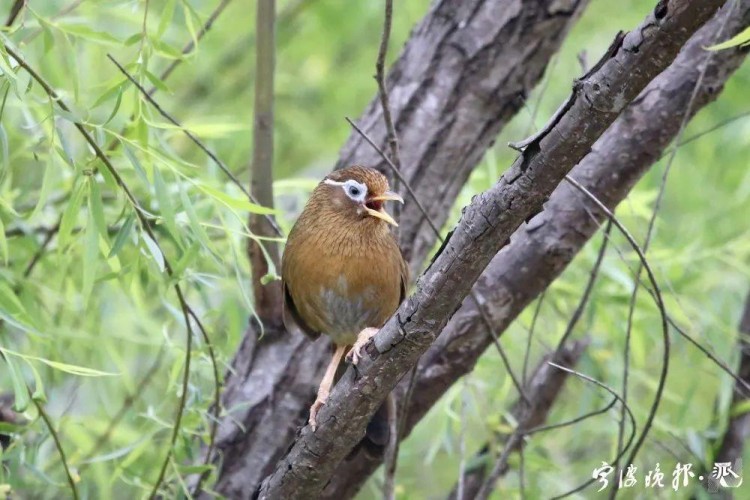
[
  {"left": 309, "top": 344, "right": 347, "bottom": 431},
  {"left": 346, "top": 327, "right": 380, "bottom": 365}
]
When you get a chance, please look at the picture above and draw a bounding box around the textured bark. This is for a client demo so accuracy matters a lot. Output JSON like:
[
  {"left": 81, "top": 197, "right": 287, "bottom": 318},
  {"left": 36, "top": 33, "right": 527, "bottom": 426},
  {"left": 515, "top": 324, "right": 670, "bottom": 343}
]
[
  {"left": 258, "top": 1, "right": 727, "bottom": 497},
  {"left": 448, "top": 340, "right": 590, "bottom": 500},
  {"left": 704, "top": 291, "right": 750, "bottom": 495},
  {"left": 335, "top": 0, "right": 587, "bottom": 275},
  {"left": 321, "top": 2, "right": 750, "bottom": 497},
  {"left": 208, "top": 0, "right": 588, "bottom": 497}
]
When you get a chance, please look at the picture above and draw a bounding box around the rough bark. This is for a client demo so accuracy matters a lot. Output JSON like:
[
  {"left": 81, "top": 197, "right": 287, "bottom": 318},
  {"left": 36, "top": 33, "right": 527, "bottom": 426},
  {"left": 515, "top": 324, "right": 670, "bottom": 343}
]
[
  {"left": 703, "top": 291, "right": 750, "bottom": 495},
  {"left": 335, "top": 0, "right": 588, "bottom": 275},
  {"left": 320, "top": 2, "right": 750, "bottom": 497},
  {"left": 448, "top": 339, "right": 590, "bottom": 500},
  {"left": 257, "top": 1, "right": 727, "bottom": 497},
  {"left": 209, "top": 0, "right": 588, "bottom": 496}
]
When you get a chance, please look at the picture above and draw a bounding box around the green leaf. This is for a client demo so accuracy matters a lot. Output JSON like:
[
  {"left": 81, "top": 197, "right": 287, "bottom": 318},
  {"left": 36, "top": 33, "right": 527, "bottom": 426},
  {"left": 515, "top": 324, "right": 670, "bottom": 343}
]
[
  {"left": 157, "top": 0, "right": 178, "bottom": 37},
  {"left": 0, "top": 124, "right": 8, "bottom": 171},
  {"left": 109, "top": 213, "right": 135, "bottom": 258},
  {"left": 144, "top": 70, "right": 169, "bottom": 93},
  {"left": 141, "top": 231, "right": 165, "bottom": 273},
  {"left": 153, "top": 166, "right": 181, "bottom": 246},
  {"left": 58, "top": 179, "right": 86, "bottom": 248},
  {"left": 88, "top": 177, "right": 109, "bottom": 242},
  {"left": 4, "top": 355, "right": 29, "bottom": 412},
  {"left": 29, "top": 156, "right": 55, "bottom": 220},
  {"left": 1, "top": 347, "right": 118, "bottom": 377},
  {"left": 150, "top": 38, "right": 182, "bottom": 59},
  {"left": 0, "top": 217, "right": 7, "bottom": 265},
  {"left": 122, "top": 143, "right": 150, "bottom": 187},
  {"left": 82, "top": 208, "right": 98, "bottom": 306},
  {"left": 171, "top": 242, "right": 201, "bottom": 278},
  {"left": 92, "top": 80, "right": 125, "bottom": 109},
  {"left": 55, "top": 23, "right": 122, "bottom": 45},
  {"left": 179, "top": 188, "right": 214, "bottom": 254},
  {"left": 707, "top": 26, "right": 750, "bottom": 50},
  {"left": 730, "top": 399, "right": 750, "bottom": 418},
  {"left": 28, "top": 362, "right": 46, "bottom": 402},
  {"left": 197, "top": 184, "right": 278, "bottom": 214}
]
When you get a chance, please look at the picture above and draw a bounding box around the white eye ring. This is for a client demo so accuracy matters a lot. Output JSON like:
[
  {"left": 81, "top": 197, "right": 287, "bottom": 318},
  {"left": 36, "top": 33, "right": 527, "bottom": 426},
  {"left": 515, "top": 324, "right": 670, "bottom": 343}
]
[{"left": 323, "top": 178, "right": 368, "bottom": 203}]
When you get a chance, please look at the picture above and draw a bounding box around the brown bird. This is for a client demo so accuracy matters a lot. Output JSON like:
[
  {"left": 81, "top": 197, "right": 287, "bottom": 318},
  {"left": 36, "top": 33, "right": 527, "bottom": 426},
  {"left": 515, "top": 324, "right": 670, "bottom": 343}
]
[{"left": 281, "top": 165, "right": 407, "bottom": 431}]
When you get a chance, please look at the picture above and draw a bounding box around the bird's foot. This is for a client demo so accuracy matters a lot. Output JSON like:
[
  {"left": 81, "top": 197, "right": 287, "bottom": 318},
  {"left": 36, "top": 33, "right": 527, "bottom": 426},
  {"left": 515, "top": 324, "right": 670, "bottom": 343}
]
[
  {"left": 346, "top": 327, "right": 380, "bottom": 365},
  {"left": 309, "top": 398, "right": 326, "bottom": 431}
]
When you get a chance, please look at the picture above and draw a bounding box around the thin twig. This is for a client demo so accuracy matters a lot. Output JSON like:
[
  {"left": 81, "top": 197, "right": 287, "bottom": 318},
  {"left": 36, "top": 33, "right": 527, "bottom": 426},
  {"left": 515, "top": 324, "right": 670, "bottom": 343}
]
[
  {"left": 20, "top": 0, "right": 237, "bottom": 278},
  {"left": 563, "top": 175, "right": 670, "bottom": 483},
  {"left": 246, "top": 0, "right": 283, "bottom": 332},
  {"left": 546, "top": 363, "right": 636, "bottom": 500},
  {"left": 346, "top": 117, "right": 530, "bottom": 406},
  {"left": 580, "top": 206, "right": 750, "bottom": 398},
  {"left": 107, "top": 54, "right": 283, "bottom": 238},
  {"left": 79, "top": 346, "right": 166, "bottom": 469},
  {"left": 33, "top": 397, "right": 79, "bottom": 499},
  {"left": 374, "top": 0, "right": 402, "bottom": 233},
  {"left": 5, "top": 0, "right": 24, "bottom": 27},
  {"left": 522, "top": 294, "right": 545, "bottom": 387},
  {"left": 0, "top": 41, "right": 213, "bottom": 498},
  {"left": 557, "top": 220, "right": 612, "bottom": 349},
  {"left": 613, "top": 10, "right": 734, "bottom": 491},
  {"left": 157, "top": 0, "right": 234, "bottom": 85},
  {"left": 476, "top": 362, "right": 636, "bottom": 500}
]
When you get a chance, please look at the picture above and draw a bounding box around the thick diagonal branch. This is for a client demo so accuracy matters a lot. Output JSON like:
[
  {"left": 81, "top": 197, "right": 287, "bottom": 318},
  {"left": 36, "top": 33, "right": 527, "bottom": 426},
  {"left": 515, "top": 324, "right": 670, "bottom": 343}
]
[
  {"left": 258, "top": 1, "right": 727, "bottom": 497},
  {"left": 322, "top": 2, "right": 750, "bottom": 496},
  {"left": 208, "top": 1, "right": 589, "bottom": 496}
]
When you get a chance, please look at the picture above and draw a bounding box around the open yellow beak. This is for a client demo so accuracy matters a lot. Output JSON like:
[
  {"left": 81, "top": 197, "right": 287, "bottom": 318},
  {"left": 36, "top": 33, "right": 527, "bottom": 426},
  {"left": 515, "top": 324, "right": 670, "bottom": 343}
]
[{"left": 364, "top": 190, "right": 404, "bottom": 227}]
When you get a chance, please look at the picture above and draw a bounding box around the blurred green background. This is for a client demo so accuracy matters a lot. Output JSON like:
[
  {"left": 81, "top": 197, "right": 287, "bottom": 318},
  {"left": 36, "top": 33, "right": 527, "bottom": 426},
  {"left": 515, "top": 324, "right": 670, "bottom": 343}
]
[{"left": 0, "top": 0, "right": 749, "bottom": 498}]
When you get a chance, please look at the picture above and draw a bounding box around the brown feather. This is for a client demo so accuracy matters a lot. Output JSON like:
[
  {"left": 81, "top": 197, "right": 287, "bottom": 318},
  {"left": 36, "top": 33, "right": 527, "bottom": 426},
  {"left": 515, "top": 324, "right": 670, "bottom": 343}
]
[{"left": 281, "top": 166, "right": 407, "bottom": 346}]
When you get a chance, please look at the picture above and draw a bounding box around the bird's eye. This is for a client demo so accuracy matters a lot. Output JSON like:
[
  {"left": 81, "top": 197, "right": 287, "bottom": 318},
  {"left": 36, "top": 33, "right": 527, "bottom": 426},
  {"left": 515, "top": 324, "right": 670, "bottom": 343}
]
[{"left": 348, "top": 186, "right": 361, "bottom": 197}]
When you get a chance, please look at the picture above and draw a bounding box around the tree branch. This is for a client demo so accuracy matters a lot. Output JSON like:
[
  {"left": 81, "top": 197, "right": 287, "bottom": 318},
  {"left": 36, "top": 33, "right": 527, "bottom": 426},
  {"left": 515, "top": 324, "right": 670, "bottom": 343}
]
[
  {"left": 319, "top": 1, "right": 750, "bottom": 496},
  {"left": 701, "top": 290, "right": 750, "bottom": 495},
  {"left": 257, "top": 1, "right": 726, "bottom": 497},
  {"left": 448, "top": 339, "right": 589, "bottom": 499},
  {"left": 208, "top": 1, "right": 591, "bottom": 496},
  {"left": 248, "top": 0, "right": 283, "bottom": 328}
]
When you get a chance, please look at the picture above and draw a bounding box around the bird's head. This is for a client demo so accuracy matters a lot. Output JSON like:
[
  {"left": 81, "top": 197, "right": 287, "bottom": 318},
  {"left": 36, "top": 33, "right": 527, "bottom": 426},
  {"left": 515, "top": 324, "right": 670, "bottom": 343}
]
[{"left": 316, "top": 165, "right": 404, "bottom": 226}]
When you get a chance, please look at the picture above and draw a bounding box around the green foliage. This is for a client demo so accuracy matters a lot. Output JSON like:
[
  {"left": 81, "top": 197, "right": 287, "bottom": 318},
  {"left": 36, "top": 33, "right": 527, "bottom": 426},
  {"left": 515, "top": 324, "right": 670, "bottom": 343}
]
[
  {"left": 0, "top": 0, "right": 748, "bottom": 498},
  {"left": 708, "top": 26, "right": 750, "bottom": 50}
]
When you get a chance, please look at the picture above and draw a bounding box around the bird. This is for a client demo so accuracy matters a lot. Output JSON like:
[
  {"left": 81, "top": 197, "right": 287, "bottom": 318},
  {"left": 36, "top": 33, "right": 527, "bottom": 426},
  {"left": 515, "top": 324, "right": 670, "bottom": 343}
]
[{"left": 281, "top": 165, "right": 407, "bottom": 432}]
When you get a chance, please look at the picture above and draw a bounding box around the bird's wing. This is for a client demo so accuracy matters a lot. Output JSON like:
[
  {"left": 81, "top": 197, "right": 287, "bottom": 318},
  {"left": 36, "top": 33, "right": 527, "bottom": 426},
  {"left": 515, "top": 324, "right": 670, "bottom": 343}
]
[{"left": 282, "top": 281, "right": 321, "bottom": 340}]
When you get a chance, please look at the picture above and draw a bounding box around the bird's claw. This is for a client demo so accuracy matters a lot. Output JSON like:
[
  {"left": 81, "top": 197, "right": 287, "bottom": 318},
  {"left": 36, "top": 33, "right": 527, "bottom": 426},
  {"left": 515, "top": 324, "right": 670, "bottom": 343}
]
[
  {"left": 309, "top": 398, "right": 325, "bottom": 431},
  {"left": 346, "top": 327, "right": 379, "bottom": 366}
]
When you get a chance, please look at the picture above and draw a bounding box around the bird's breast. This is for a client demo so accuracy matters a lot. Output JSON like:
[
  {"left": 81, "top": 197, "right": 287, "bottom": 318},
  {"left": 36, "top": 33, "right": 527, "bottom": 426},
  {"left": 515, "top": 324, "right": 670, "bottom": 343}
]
[{"left": 318, "top": 276, "right": 378, "bottom": 345}]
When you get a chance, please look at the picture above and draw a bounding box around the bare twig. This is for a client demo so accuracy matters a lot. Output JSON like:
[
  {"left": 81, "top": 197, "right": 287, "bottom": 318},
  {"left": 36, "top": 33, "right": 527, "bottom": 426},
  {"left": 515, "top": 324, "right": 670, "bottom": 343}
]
[
  {"left": 547, "top": 363, "right": 636, "bottom": 500},
  {"left": 449, "top": 340, "right": 589, "bottom": 500},
  {"left": 346, "top": 117, "right": 529, "bottom": 405},
  {"left": 157, "top": 0, "right": 234, "bottom": 85},
  {"left": 613, "top": 6, "right": 735, "bottom": 491},
  {"left": 5, "top": 0, "right": 24, "bottom": 27},
  {"left": 563, "top": 175, "right": 669, "bottom": 483},
  {"left": 20, "top": 0, "right": 238, "bottom": 278},
  {"left": 247, "top": 0, "right": 283, "bottom": 329},
  {"left": 374, "top": 0, "right": 402, "bottom": 232},
  {"left": 107, "top": 55, "right": 283, "bottom": 238},
  {"left": 522, "top": 294, "right": 545, "bottom": 386},
  {"left": 0, "top": 41, "right": 213, "bottom": 498},
  {"left": 79, "top": 346, "right": 166, "bottom": 469},
  {"left": 32, "top": 397, "right": 79, "bottom": 499},
  {"left": 557, "top": 220, "right": 612, "bottom": 348}
]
